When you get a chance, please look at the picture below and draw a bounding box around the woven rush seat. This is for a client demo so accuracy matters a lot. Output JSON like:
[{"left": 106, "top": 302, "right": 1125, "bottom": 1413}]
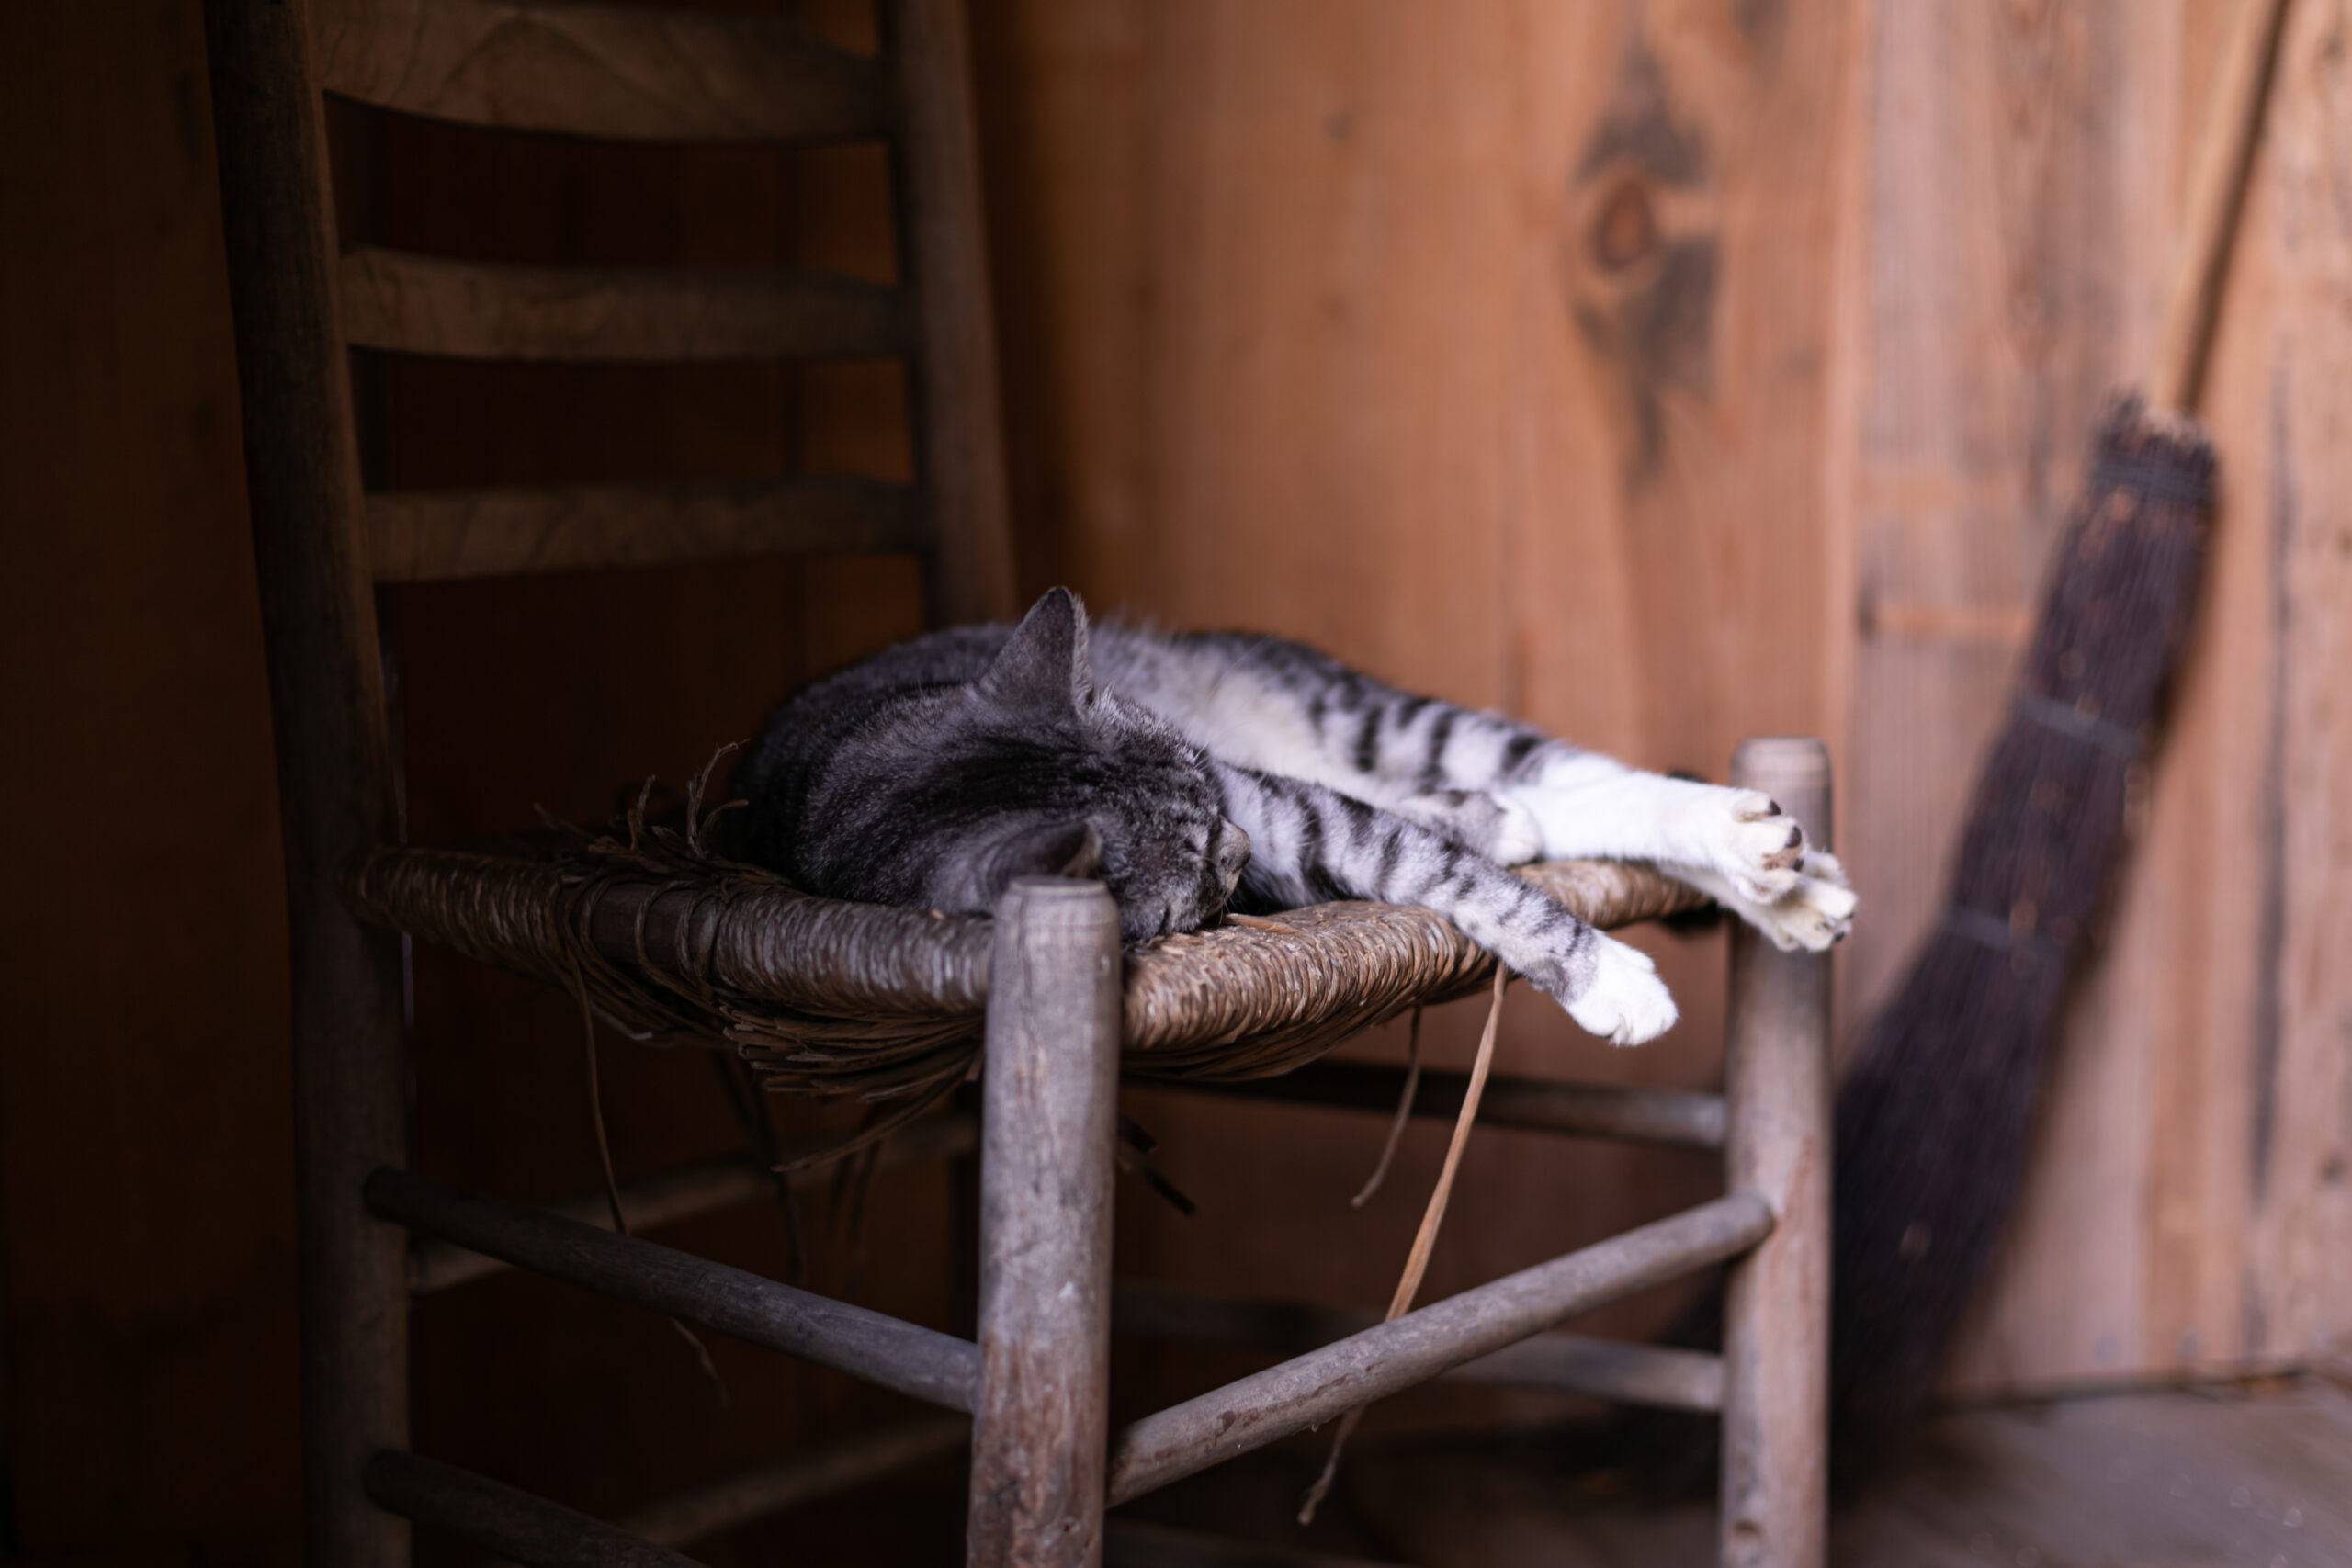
[{"left": 344, "top": 819, "right": 1707, "bottom": 1101}]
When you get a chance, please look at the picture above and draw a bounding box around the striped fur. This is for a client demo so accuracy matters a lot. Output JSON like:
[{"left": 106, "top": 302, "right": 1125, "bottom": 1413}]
[{"left": 735, "top": 590, "right": 1854, "bottom": 1046}]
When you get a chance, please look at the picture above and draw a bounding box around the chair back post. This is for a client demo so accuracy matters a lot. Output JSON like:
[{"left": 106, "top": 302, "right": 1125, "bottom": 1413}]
[
  {"left": 880, "top": 0, "right": 1018, "bottom": 626},
  {"left": 967, "top": 880, "right": 1123, "bottom": 1566},
  {"left": 202, "top": 2, "right": 411, "bottom": 1564},
  {"left": 1720, "top": 737, "right": 1834, "bottom": 1568}
]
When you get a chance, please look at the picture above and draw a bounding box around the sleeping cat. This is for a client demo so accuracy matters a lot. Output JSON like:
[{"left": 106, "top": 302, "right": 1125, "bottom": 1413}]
[{"left": 732, "top": 588, "right": 1854, "bottom": 1046}]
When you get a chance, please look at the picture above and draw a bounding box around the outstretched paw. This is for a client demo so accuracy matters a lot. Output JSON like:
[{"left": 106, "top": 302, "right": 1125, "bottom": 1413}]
[
  {"left": 1743, "top": 851, "right": 1857, "bottom": 952},
  {"left": 1694, "top": 787, "right": 1811, "bottom": 904},
  {"left": 1565, "top": 934, "right": 1679, "bottom": 1047},
  {"left": 1674, "top": 849, "right": 1857, "bottom": 953}
]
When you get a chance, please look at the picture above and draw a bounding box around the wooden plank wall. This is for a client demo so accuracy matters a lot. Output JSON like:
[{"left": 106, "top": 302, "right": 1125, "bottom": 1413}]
[
  {"left": 0, "top": 5, "right": 307, "bottom": 1558},
  {"left": 1847, "top": 0, "right": 2352, "bottom": 1394},
  {"left": 2235, "top": 0, "right": 2352, "bottom": 1387},
  {"left": 973, "top": 0, "right": 1860, "bottom": 1381},
  {"left": 972, "top": 0, "right": 2352, "bottom": 1399},
  {"left": 1844, "top": 0, "right": 2186, "bottom": 1391}
]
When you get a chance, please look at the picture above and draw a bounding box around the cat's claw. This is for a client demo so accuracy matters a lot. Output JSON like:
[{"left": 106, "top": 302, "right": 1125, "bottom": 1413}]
[
  {"left": 1566, "top": 935, "right": 1679, "bottom": 1047},
  {"left": 1743, "top": 852, "right": 1857, "bottom": 953},
  {"left": 1692, "top": 787, "right": 1812, "bottom": 904}
]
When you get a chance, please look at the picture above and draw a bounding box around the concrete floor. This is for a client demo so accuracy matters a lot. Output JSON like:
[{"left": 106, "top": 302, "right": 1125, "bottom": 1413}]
[{"left": 1112, "top": 1373, "right": 2352, "bottom": 1568}]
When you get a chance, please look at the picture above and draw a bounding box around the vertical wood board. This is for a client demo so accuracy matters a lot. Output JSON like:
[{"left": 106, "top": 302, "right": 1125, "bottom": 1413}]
[{"left": 1862, "top": 0, "right": 2352, "bottom": 1393}]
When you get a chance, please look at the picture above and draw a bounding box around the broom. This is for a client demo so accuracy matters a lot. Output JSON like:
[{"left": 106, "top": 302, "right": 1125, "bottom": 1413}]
[{"left": 1827, "top": 0, "right": 2291, "bottom": 1483}]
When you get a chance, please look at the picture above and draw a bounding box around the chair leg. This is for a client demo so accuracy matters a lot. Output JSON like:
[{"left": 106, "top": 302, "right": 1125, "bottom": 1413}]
[
  {"left": 199, "top": 0, "right": 413, "bottom": 1554},
  {"left": 294, "top": 939, "right": 413, "bottom": 1568},
  {"left": 1720, "top": 739, "right": 1833, "bottom": 1568},
  {"left": 967, "top": 879, "right": 1124, "bottom": 1567}
]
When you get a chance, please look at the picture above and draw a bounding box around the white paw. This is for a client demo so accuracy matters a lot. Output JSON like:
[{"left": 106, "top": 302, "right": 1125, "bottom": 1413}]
[
  {"left": 1566, "top": 935, "right": 1679, "bottom": 1047},
  {"left": 1678, "top": 849, "right": 1855, "bottom": 953},
  {"left": 1486, "top": 796, "right": 1545, "bottom": 864},
  {"left": 1690, "top": 787, "right": 1810, "bottom": 904},
  {"left": 1739, "top": 852, "right": 1858, "bottom": 952}
]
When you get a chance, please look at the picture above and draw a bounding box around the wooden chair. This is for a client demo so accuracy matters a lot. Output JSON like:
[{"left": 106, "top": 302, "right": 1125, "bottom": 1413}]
[{"left": 204, "top": 2, "right": 1830, "bottom": 1563}]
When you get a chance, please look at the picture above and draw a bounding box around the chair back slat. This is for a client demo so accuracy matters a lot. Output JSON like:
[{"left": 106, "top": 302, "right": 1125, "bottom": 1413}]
[
  {"left": 339, "top": 248, "right": 914, "bottom": 364},
  {"left": 312, "top": 0, "right": 894, "bottom": 144},
  {"left": 368, "top": 477, "right": 924, "bottom": 582}
]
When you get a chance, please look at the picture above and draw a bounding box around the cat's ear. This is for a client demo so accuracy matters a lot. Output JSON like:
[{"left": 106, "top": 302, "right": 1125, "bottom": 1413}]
[
  {"left": 987, "top": 818, "right": 1103, "bottom": 888},
  {"left": 978, "top": 587, "right": 1092, "bottom": 716}
]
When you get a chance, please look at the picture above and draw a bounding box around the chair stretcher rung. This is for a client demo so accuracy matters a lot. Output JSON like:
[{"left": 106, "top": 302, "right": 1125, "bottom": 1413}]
[
  {"left": 1105, "top": 1190, "right": 1772, "bottom": 1505},
  {"left": 409, "top": 1114, "right": 978, "bottom": 1294},
  {"left": 1157, "top": 1060, "right": 1727, "bottom": 1149},
  {"left": 366, "top": 1450, "right": 697, "bottom": 1567},
  {"left": 1111, "top": 1281, "right": 1723, "bottom": 1412},
  {"left": 409, "top": 1156, "right": 765, "bottom": 1296},
  {"left": 366, "top": 1168, "right": 978, "bottom": 1412}
]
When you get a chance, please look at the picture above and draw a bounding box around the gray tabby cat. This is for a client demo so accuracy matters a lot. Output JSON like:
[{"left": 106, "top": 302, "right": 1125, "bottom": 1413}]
[{"left": 733, "top": 589, "right": 1854, "bottom": 1046}]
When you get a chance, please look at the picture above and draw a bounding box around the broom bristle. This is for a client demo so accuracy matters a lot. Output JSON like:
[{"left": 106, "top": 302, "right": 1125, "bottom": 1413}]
[{"left": 1828, "top": 395, "right": 2214, "bottom": 1483}]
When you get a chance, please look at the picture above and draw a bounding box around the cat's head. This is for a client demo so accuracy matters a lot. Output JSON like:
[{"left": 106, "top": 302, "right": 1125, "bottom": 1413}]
[{"left": 921, "top": 588, "right": 1250, "bottom": 942}]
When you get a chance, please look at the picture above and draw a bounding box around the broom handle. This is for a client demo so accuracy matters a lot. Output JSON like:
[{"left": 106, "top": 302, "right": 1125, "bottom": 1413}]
[{"left": 2150, "top": 0, "right": 2293, "bottom": 415}]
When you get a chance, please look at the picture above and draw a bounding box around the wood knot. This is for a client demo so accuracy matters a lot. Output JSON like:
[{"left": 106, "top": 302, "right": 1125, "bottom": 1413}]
[{"left": 1589, "top": 175, "right": 1660, "bottom": 271}]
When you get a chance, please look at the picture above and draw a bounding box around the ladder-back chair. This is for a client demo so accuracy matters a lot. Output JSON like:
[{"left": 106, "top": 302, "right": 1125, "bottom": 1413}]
[{"left": 204, "top": 1, "right": 1831, "bottom": 1563}]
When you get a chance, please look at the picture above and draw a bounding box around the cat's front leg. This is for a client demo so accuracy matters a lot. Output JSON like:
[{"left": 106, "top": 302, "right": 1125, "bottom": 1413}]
[
  {"left": 1212, "top": 763, "right": 1679, "bottom": 1046},
  {"left": 1506, "top": 761, "right": 1804, "bottom": 897},
  {"left": 1655, "top": 851, "right": 1857, "bottom": 953},
  {"left": 1498, "top": 758, "right": 1856, "bottom": 952}
]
